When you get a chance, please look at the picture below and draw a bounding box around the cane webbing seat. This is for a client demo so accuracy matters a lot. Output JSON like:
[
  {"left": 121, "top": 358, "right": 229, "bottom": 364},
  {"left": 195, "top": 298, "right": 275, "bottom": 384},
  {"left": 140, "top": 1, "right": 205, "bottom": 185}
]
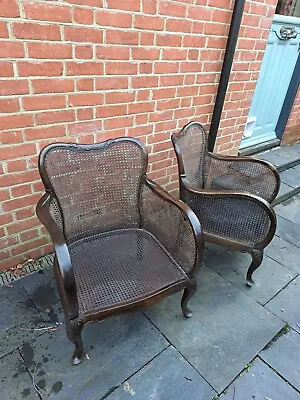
[
  {"left": 36, "top": 137, "right": 203, "bottom": 364},
  {"left": 172, "top": 121, "right": 280, "bottom": 286}
]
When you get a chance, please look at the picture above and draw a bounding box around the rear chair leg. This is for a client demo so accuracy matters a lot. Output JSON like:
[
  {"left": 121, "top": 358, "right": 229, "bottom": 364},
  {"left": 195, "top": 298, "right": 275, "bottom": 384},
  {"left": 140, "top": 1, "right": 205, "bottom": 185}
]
[
  {"left": 66, "top": 319, "right": 84, "bottom": 365},
  {"left": 181, "top": 279, "right": 197, "bottom": 318},
  {"left": 246, "top": 249, "right": 263, "bottom": 287}
]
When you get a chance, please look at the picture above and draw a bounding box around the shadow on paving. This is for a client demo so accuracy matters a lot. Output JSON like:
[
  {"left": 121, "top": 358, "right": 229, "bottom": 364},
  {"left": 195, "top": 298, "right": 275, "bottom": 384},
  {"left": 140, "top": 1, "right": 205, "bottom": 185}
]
[{"left": 1, "top": 192, "right": 300, "bottom": 398}]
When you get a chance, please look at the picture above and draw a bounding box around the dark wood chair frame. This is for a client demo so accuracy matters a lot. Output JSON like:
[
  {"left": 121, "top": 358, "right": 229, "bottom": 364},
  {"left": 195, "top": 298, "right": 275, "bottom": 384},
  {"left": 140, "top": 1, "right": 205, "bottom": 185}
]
[
  {"left": 172, "top": 121, "right": 280, "bottom": 286},
  {"left": 36, "top": 138, "right": 204, "bottom": 365}
]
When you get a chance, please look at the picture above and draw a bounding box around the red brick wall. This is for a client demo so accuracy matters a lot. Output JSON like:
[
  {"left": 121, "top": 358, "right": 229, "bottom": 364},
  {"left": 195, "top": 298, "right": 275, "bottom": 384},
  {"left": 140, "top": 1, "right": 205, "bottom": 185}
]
[
  {"left": 0, "top": 0, "right": 279, "bottom": 271},
  {"left": 282, "top": 89, "right": 300, "bottom": 145}
]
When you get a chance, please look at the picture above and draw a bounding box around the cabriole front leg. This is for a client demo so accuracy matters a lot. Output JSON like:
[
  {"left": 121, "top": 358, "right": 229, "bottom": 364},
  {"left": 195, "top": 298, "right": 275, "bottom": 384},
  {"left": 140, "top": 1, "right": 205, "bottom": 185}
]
[
  {"left": 66, "top": 319, "right": 84, "bottom": 365},
  {"left": 246, "top": 249, "right": 263, "bottom": 287},
  {"left": 181, "top": 279, "right": 197, "bottom": 318}
]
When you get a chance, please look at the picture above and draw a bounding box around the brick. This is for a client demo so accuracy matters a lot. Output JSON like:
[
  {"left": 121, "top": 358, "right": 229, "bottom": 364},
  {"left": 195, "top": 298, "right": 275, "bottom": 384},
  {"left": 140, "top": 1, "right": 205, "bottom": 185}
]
[
  {"left": 177, "top": 86, "right": 199, "bottom": 97},
  {"left": 201, "top": 49, "right": 222, "bottom": 60},
  {"left": 69, "top": 120, "right": 102, "bottom": 135},
  {"left": 0, "top": 213, "right": 13, "bottom": 226},
  {"left": 104, "top": 116, "right": 133, "bottom": 130},
  {"left": 0, "top": 0, "right": 19, "bottom": 17},
  {"left": 107, "top": 30, "right": 139, "bottom": 45},
  {"left": 156, "top": 33, "right": 182, "bottom": 47},
  {"left": 0, "top": 167, "right": 37, "bottom": 189},
  {"left": 22, "top": 95, "right": 66, "bottom": 111},
  {"left": 11, "top": 184, "right": 32, "bottom": 198},
  {"left": 95, "top": 76, "right": 128, "bottom": 90},
  {"left": 183, "top": 36, "right": 206, "bottom": 48},
  {"left": 96, "top": 45, "right": 130, "bottom": 60},
  {"left": 69, "top": 93, "right": 104, "bottom": 107},
  {"left": 66, "top": 62, "right": 103, "bottom": 76},
  {"left": 134, "top": 15, "right": 164, "bottom": 31},
  {"left": 0, "top": 114, "right": 33, "bottom": 131},
  {"left": 212, "top": 9, "right": 231, "bottom": 23},
  {"left": 0, "top": 236, "right": 18, "bottom": 251},
  {"left": 188, "top": 5, "right": 212, "bottom": 20},
  {"left": 24, "top": 2, "right": 72, "bottom": 23},
  {"left": 32, "top": 78, "right": 74, "bottom": 94},
  {"left": 0, "top": 21, "right": 8, "bottom": 38},
  {"left": 77, "top": 108, "right": 93, "bottom": 120},
  {"left": 131, "top": 76, "right": 158, "bottom": 88},
  {"left": 159, "top": 1, "right": 187, "bottom": 17},
  {"left": 65, "top": 0, "right": 103, "bottom": 6},
  {"left": 6, "top": 159, "right": 27, "bottom": 173},
  {"left": 132, "top": 47, "right": 160, "bottom": 60},
  {"left": 107, "top": 0, "right": 140, "bottom": 12},
  {"left": 128, "top": 102, "right": 155, "bottom": 114},
  {"left": 204, "top": 22, "right": 227, "bottom": 35},
  {"left": 12, "top": 22, "right": 60, "bottom": 41},
  {"left": 141, "top": 0, "right": 157, "bottom": 14},
  {"left": 18, "top": 61, "right": 63, "bottom": 77},
  {"left": 20, "top": 229, "right": 40, "bottom": 243},
  {"left": 36, "top": 110, "right": 75, "bottom": 125},
  {"left": 0, "top": 130, "right": 23, "bottom": 145},
  {"left": 0, "top": 61, "right": 13, "bottom": 77},
  {"left": 163, "top": 48, "right": 187, "bottom": 60},
  {"left": 24, "top": 125, "right": 66, "bottom": 141},
  {"left": 0, "top": 98, "right": 19, "bottom": 113},
  {"left": 160, "top": 74, "right": 184, "bottom": 87},
  {"left": 12, "top": 237, "right": 47, "bottom": 256},
  {"left": 0, "top": 42, "right": 24, "bottom": 58},
  {"left": 157, "top": 98, "right": 180, "bottom": 110},
  {"left": 64, "top": 26, "right": 103, "bottom": 43},
  {"left": 27, "top": 42, "right": 72, "bottom": 59},
  {"left": 106, "top": 91, "right": 135, "bottom": 104},
  {"left": 96, "top": 104, "right": 127, "bottom": 118},
  {"left": 96, "top": 10, "right": 132, "bottom": 28},
  {"left": 74, "top": 7, "right": 94, "bottom": 24},
  {"left": 154, "top": 62, "right": 179, "bottom": 74},
  {"left": 152, "top": 87, "right": 176, "bottom": 100},
  {"left": 140, "top": 32, "right": 155, "bottom": 46},
  {"left": 15, "top": 207, "right": 35, "bottom": 221},
  {"left": 106, "top": 62, "right": 138, "bottom": 75},
  {"left": 75, "top": 45, "right": 93, "bottom": 59},
  {"left": 139, "top": 63, "right": 153, "bottom": 74},
  {"left": 76, "top": 78, "right": 94, "bottom": 91},
  {"left": 166, "top": 18, "right": 192, "bottom": 33}
]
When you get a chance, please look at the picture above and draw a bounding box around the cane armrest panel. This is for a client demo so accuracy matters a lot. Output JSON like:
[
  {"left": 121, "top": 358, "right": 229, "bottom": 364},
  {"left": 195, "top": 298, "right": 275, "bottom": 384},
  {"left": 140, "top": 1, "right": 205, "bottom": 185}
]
[
  {"left": 181, "top": 183, "right": 276, "bottom": 249},
  {"left": 206, "top": 152, "right": 280, "bottom": 203},
  {"left": 141, "top": 179, "right": 204, "bottom": 275}
]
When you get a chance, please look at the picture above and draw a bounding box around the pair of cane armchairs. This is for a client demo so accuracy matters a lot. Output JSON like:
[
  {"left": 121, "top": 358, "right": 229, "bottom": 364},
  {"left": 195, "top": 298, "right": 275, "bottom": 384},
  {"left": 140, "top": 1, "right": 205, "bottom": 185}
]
[{"left": 36, "top": 122, "right": 279, "bottom": 364}]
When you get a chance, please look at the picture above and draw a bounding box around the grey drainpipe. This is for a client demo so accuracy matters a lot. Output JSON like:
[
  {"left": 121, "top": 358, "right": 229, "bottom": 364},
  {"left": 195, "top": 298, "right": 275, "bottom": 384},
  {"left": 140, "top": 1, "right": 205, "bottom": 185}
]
[{"left": 208, "top": 0, "right": 246, "bottom": 152}]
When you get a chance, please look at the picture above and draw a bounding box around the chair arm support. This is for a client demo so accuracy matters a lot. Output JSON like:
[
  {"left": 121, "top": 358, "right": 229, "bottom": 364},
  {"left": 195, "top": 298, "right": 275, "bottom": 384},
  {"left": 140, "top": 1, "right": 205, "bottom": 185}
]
[
  {"left": 206, "top": 152, "right": 280, "bottom": 202},
  {"left": 180, "top": 178, "right": 277, "bottom": 249},
  {"left": 141, "top": 179, "right": 204, "bottom": 276},
  {"left": 36, "top": 193, "right": 79, "bottom": 319}
]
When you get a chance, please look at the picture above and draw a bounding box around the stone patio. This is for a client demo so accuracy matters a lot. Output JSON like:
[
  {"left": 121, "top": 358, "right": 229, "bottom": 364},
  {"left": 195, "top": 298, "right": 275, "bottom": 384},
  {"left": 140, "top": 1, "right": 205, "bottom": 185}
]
[{"left": 1, "top": 148, "right": 300, "bottom": 399}]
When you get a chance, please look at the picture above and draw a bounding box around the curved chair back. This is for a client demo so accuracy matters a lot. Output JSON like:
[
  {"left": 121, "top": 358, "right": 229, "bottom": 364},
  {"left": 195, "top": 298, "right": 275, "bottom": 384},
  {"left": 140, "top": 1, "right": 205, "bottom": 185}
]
[
  {"left": 39, "top": 138, "right": 148, "bottom": 243},
  {"left": 171, "top": 121, "right": 208, "bottom": 189}
]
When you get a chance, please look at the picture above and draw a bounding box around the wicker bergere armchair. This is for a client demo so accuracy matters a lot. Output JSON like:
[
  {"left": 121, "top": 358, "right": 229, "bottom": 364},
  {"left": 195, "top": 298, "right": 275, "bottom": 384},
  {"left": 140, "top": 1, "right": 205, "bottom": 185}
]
[
  {"left": 36, "top": 138, "right": 203, "bottom": 365},
  {"left": 172, "top": 122, "right": 280, "bottom": 286}
]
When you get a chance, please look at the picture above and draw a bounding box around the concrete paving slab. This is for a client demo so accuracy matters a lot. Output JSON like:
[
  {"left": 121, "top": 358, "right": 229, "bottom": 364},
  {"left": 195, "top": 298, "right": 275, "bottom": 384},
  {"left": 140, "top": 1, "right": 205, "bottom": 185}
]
[
  {"left": 260, "top": 329, "right": 300, "bottom": 391},
  {"left": 280, "top": 165, "right": 300, "bottom": 188},
  {"left": 0, "top": 350, "right": 39, "bottom": 400},
  {"left": 276, "top": 181, "right": 294, "bottom": 198},
  {"left": 20, "top": 313, "right": 168, "bottom": 400},
  {"left": 107, "top": 346, "right": 216, "bottom": 400},
  {"left": 272, "top": 145, "right": 300, "bottom": 161},
  {"left": 276, "top": 216, "right": 300, "bottom": 248},
  {"left": 20, "top": 267, "right": 64, "bottom": 324},
  {"left": 265, "top": 235, "right": 300, "bottom": 274},
  {"left": 266, "top": 276, "right": 300, "bottom": 334},
  {"left": 257, "top": 151, "right": 287, "bottom": 167},
  {"left": 205, "top": 250, "right": 296, "bottom": 305},
  {"left": 0, "top": 284, "right": 45, "bottom": 358},
  {"left": 275, "top": 194, "right": 300, "bottom": 226},
  {"left": 220, "top": 357, "right": 300, "bottom": 400},
  {"left": 145, "top": 266, "right": 284, "bottom": 393}
]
